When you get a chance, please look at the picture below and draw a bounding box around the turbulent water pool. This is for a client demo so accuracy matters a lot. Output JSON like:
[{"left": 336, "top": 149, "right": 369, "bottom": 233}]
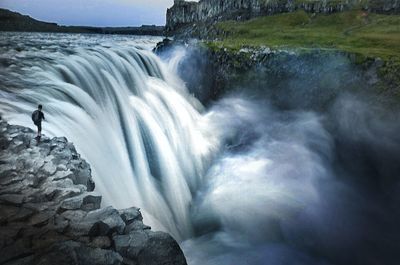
[{"left": 1, "top": 32, "right": 400, "bottom": 265}]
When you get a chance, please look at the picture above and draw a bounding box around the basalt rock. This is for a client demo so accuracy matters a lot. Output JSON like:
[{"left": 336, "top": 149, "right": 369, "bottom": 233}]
[
  {"left": 166, "top": 0, "right": 400, "bottom": 37},
  {"left": 0, "top": 120, "right": 187, "bottom": 265},
  {"left": 156, "top": 40, "right": 400, "bottom": 108}
]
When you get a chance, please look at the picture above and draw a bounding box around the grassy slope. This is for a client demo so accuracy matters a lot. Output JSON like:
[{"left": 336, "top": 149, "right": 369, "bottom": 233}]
[{"left": 212, "top": 10, "right": 400, "bottom": 61}]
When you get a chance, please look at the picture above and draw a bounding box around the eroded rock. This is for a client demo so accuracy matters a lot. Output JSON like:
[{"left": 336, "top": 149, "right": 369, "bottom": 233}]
[
  {"left": 60, "top": 192, "right": 101, "bottom": 211},
  {"left": 0, "top": 121, "right": 187, "bottom": 265}
]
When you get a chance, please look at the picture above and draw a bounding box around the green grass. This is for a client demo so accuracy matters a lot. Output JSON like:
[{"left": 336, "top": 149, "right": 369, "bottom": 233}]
[{"left": 212, "top": 10, "right": 400, "bottom": 60}]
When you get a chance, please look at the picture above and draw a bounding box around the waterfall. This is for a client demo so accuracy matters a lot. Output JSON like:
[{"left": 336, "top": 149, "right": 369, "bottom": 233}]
[
  {"left": 0, "top": 44, "right": 215, "bottom": 240},
  {"left": 3, "top": 33, "right": 400, "bottom": 265}
]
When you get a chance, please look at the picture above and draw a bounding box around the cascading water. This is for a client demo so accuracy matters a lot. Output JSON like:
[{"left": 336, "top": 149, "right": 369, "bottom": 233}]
[
  {"left": 1, "top": 32, "right": 400, "bottom": 265},
  {"left": 0, "top": 33, "right": 215, "bottom": 241}
]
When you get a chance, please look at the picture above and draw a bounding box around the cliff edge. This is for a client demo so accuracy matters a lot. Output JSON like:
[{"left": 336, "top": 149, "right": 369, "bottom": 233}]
[
  {"left": 166, "top": 0, "right": 400, "bottom": 34},
  {"left": 0, "top": 120, "right": 187, "bottom": 265}
]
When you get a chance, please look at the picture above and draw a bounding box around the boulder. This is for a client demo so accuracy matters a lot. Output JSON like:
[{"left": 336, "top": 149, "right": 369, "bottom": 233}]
[
  {"left": 29, "top": 210, "right": 57, "bottom": 227},
  {"left": 124, "top": 220, "right": 151, "bottom": 233},
  {"left": 0, "top": 121, "right": 187, "bottom": 265},
  {"left": 89, "top": 236, "right": 112, "bottom": 249},
  {"left": 59, "top": 192, "right": 101, "bottom": 212},
  {"left": 118, "top": 207, "right": 143, "bottom": 224},
  {"left": 68, "top": 206, "right": 125, "bottom": 237},
  {"left": 85, "top": 206, "right": 125, "bottom": 235},
  {"left": 113, "top": 230, "right": 187, "bottom": 265}
]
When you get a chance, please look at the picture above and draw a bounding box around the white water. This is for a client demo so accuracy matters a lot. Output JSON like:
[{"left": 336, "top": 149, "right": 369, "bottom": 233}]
[
  {"left": 2, "top": 33, "right": 400, "bottom": 265},
  {"left": 0, "top": 33, "right": 216, "bottom": 240}
]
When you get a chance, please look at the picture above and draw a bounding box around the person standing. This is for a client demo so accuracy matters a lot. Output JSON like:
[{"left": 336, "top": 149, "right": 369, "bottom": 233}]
[{"left": 31, "top": 104, "right": 45, "bottom": 139}]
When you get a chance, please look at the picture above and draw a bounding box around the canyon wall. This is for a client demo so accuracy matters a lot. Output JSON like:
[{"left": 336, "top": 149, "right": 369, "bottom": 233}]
[
  {"left": 0, "top": 120, "right": 187, "bottom": 265},
  {"left": 166, "top": 0, "right": 400, "bottom": 32}
]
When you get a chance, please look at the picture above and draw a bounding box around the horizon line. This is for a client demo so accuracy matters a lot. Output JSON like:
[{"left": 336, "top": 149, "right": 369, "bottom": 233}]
[{"left": 0, "top": 7, "right": 166, "bottom": 28}]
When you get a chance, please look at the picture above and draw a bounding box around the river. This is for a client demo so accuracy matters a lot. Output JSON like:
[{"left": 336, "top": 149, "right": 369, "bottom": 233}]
[{"left": 1, "top": 32, "right": 399, "bottom": 265}]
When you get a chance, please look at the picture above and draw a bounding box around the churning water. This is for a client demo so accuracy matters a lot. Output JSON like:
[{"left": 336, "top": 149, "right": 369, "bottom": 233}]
[
  {"left": 1, "top": 32, "right": 400, "bottom": 265},
  {"left": 0, "top": 32, "right": 213, "bottom": 240}
]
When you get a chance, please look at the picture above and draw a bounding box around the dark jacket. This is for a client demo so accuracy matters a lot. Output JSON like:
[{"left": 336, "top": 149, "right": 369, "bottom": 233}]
[{"left": 32, "top": 110, "right": 45, "bottom": 124}]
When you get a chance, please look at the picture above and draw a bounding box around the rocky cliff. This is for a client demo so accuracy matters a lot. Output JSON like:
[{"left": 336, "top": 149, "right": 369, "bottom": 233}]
[
  {"left": 0, "top": 120, "right": 187, "bottom": 265},
  {"left": 166, "top": 0, "right": 400, "bottom": 33},
  {"left": 155, "top": 39, "right": 400, "bottom": 109},
  {"left": 205, "top": 46, "right": 400, "bottom": 104}
]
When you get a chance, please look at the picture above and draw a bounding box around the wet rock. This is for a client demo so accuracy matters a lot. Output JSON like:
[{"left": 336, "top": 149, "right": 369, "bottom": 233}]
[
  {"left": 60, "top": 192, "right": 101, "bottom": 211},
  {"left": 0, "top": 239, "right": 33, "bottom": 264},
  {"left": 124, "top": 220, "right": 151, "bottom": 233},
  {"left": 113, "top": 232, "right": 146, "bottom": 257},
  {"left": 113, "top": 230, "right": 186, "bottom": 265},
  {"left": 0, "top": 171, "right": 21, "bottom": 186},
  {"left": 31, "top": 230, "right": 70, "bottom": 250},
  {"left": 61, "top": 209, "right": 87, "bottom": 221},
  {"left": 40, "top": 161, "right": 57, "bottom": 176},
  {"left": 89, "top": 236, "right": 112, "bottom": 249},
  {"left": 0, "top": 193, "right": 25, "bottom": 205},
  {"left": 0, "top": 223, "right": 23, "bottom": 245},
  {"left": 0, "top": 121, "right": 187, "bottom": 265},
  {"left": 0, "top": 205, "right": 20, "bottom": 223},
  {"left": 8, "top": 207, "right": 35, "bottom": 222},
  {"left": 2, "top": 255, "right": 34, "bottom": 265},
  {"left": 52, "top": 170, "right": 74, "bottom": 181},
  {"left": 118, "top": 207, "right": 143, "bottom": 224},
  {"left": 29, "top": 210, "right": 55, "bottom": 227},
  {"left": 85, "top": 206, "right": 125, "bottom": 236},
  {"left": 137, "top": 231, "right": 187, "bottom": 265},
  {"left": 66, "top": 206, "right": 125, "bottom": 237},
  {"left": 35, "top": 241, "right": 123, "bottom": 265},
  {"left": 153, "top": 38, "right": 173, "bottom": 54}
]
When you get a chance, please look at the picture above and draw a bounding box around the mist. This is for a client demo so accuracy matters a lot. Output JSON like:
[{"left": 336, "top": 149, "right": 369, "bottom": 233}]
[
  {"left": 163, "top": 46, "right": 400, "bottom": 265},
  {"left": 1, "top": 33, "right": 399, "bottom": 265}
]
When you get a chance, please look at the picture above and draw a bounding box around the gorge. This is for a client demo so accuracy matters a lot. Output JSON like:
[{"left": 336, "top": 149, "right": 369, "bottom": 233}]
[
  {"left": 166, "top": 0, "right": 400, "bottom": 33},
  {"left": 1, "top": 1, "right": 400, "bottom": 264}
]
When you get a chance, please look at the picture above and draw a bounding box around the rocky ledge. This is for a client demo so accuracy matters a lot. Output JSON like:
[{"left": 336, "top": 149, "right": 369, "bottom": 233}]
[
  {"left": 0, "top": 120, "right": 187, "bottom": 265},
  {"left": 155, "top": 40, "right": 400, "bottom": 108}
]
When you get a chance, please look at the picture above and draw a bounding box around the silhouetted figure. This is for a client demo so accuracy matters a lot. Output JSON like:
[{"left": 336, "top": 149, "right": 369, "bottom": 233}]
[{"left": 32, "top": 104, "right": 45, "bottom": 140}]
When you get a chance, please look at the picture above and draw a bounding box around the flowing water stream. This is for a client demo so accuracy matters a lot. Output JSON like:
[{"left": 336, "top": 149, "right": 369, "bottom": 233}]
[{"left": 1, "top": 32, "right": 399, "bottom": 265}]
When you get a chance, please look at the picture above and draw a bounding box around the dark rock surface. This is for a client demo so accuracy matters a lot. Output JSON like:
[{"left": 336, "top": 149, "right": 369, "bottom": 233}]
[
  {"left": 204, "top": 46, "right": 400, "bottom": 107},
  {"left": 166, "top": 0, "right": 400, "bottom": 36},
  {"left": 155, "top": 39, "right": 400, "bottom": 108},
  {"left": 0, "top": 120, "right": 187, "bottom": 265},
  {"left": 154, "top": 39, "right": 215, "bottom": 104}
]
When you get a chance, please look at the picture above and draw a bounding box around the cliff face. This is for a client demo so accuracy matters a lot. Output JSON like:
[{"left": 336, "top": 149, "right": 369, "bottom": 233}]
[
  {"left": 0, "top": 120, "right": 187, "bottom": 265},
  {"left": 155, "top": 39, "right": 400, "bottom": 107},
  {"left": 166, "top": 0, "right": 400, "bottom": 33}
]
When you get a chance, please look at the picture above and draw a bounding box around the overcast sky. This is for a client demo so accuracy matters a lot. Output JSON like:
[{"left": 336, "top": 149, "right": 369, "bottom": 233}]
[{"left": 0, "top": 0, "right": 176, "bottom": 26}]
